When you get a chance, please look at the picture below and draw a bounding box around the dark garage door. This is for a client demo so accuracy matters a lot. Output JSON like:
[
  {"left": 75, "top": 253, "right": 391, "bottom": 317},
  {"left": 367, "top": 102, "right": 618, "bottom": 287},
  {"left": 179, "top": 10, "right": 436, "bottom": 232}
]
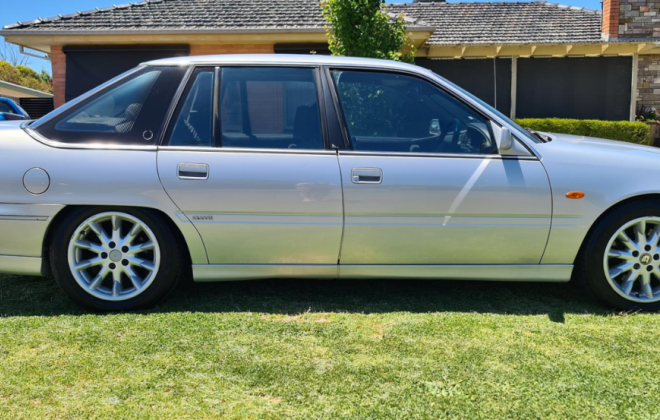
[
  {"left": 63, "top": 45, "right": 190, "bottom": 102},
  {"left": 517, "top": 57, "right": 632, "bottom": 121},
  {"left": 416, "top": 58, "right": 512, "bottom": 117}
]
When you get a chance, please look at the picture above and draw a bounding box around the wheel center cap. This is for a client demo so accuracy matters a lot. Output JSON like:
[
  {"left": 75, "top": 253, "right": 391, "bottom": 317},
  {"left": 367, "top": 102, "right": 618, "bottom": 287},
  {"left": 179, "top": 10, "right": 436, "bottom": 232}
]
[
  {"left": 109, "top": 250, "right": 123, "bottom": 262},
  {"left": 640, "top": 253, "right": 653, "bottom": 265}
]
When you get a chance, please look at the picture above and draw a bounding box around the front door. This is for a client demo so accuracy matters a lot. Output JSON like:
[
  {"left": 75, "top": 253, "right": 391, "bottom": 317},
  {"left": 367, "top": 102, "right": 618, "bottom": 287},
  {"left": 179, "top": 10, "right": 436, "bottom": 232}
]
[
  {"left": 158, "top": 66, "right": 343, "bottom": 266},
  {"left": 329, "top": 69, "right": 552, "bottom": 265}
]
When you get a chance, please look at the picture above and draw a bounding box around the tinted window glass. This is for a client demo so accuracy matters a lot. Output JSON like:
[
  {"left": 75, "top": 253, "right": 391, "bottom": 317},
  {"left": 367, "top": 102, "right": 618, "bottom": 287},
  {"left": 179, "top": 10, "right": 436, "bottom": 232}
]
[
  {"left": 167, "top": 68, "right": 215, "bottom": 147},
  {"left": 331, "top": 70, "right": 497, "bottom": 154},
  {"left": 0, "top": 101, "right": 15, "bottom": 113},
  {"left": 36, "top": 66, "right": 186, "bottom": 145},
  {"left": 220, "top": 67, "right": 323, "bottom": 150}
]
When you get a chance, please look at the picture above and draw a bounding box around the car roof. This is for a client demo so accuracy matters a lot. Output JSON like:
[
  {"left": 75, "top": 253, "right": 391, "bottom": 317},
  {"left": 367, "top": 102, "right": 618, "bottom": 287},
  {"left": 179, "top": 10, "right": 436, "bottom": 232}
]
[{"left": 144, "top": 54, "right": 429, "bottom": 74}]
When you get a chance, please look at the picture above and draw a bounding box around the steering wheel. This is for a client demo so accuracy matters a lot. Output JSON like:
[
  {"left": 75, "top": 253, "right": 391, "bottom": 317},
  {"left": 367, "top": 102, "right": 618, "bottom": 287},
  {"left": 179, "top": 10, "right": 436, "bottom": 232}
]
[{"left": 433, "top": 118, "right": 462, "bottom": 153}]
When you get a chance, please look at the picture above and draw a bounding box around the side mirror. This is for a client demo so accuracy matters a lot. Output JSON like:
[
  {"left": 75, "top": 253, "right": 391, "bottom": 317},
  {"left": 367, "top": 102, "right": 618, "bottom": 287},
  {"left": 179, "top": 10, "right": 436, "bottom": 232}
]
[
  {"left": 498, "top": 126, "right": 513, "bottom": 151},
  {"left": 429, "top": 119, "right": 441, "bottom": 136}
]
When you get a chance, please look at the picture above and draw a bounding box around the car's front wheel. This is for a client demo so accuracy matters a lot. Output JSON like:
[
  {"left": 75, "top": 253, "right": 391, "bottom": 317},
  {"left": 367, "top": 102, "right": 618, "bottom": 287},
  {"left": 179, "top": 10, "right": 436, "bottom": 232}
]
[
  {"left": 578, "top": 199, "right": 660, "bottom": 310},
  {"left": 50, "top": 207, "right": 183, "bottom": 311}
]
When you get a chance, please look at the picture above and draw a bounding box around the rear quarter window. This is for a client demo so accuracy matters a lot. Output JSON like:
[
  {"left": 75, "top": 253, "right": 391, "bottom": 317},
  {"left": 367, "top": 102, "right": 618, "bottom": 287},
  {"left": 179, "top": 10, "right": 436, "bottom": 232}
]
[{"left": 35, "top": 66, "right": 186, "bottom": 145}]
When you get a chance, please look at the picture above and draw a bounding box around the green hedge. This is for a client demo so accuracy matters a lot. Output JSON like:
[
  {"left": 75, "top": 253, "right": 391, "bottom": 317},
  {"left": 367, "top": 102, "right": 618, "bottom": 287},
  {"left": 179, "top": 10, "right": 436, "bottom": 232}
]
[{"left": 514, "top": 118, "right": 651, "bottom": 145}]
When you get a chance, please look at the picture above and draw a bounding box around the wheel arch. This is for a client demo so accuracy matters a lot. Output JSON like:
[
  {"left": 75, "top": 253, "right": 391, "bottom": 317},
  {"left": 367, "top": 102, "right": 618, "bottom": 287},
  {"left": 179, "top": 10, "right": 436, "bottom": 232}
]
[
  {"left": 575, "top": 193, "right": 660, "bottom": 265},
  {"left": 41, "top": 205, "right": 193, "bottom": 276}
]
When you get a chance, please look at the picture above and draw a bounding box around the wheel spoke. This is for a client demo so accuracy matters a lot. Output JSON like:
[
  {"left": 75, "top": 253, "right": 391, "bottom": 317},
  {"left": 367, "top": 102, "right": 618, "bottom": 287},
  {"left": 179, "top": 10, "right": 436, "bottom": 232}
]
[
  {"left": 89, "top": 265, "right": 110, "bottom": 290},
  {"left": 617, "top": 231, "right": 638, "bottom": 252},
  {"left": 123, "top": 265, "right": 142, "bottom": 289},
  {"left": 88, "top": 222, "right": 111, "bottom": 245},
  {"left": 74, "top": 256, "right": 105, "bottom": 271},
  {"left": 111, "top": 215, "right": 122, "bottom": 244},
  {"left": 620, "top": 270, "right": 638, "bottom": 296},
  {"left": 640, "top": 273, "right": 653, "bottom": 299},
  {"left": 634, "top": 221, "right": 648, "bottom": 248},
  {"left": 609, "top": 262, "right": 634, "bottom": 278},
  {"left": 648, "top": 225, "right": 660, "bottom": 249},
  {"left": 112, "top": 269, "right": 122, "bottom": 297},
  {"left": 125, "top": 241, "right": 155, "bottom": 256},
  {"left": 74, "top": 240, "right": 104, "bottom": 254},
  {"left": 122, "top": 223, "right": 143, "bottom": 247},
  {"left": 129, "top": 257, "right": 155, "bottom": 272},
  {"left": 607, "top": 249, "right": 636, "bottom": 261}
]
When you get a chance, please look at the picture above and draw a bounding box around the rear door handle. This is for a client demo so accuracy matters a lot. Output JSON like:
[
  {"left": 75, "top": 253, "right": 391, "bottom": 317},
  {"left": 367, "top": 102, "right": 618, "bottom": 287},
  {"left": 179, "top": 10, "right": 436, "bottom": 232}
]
[
  {"left": 351, "top": 167, "right": 383, "bottom": 184},
  {"left": 178, "top": 163, "right": 209, "bottom": 180}
]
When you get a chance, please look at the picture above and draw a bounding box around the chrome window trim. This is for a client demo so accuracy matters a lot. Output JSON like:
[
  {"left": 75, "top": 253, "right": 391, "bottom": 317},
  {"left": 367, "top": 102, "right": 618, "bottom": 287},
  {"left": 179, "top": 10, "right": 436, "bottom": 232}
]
[
  {"left": 338, "top": 150, "right": 538, "bottom": 160},
  {"left": 325, "top": 65, "right": 542, "bottom": 160},
  {"left": 158, "top": 145, "right": 336, "bottom": 155},
  {"left": 24, "top": 127, "right": 158, "bottom": 151}
]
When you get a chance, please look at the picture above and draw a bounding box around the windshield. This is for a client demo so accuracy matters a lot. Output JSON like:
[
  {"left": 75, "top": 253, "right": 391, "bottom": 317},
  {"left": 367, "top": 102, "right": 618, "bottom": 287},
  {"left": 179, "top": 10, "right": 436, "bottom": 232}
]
[{"left": 431, "top": 73, "right": 542, "bottom": 144}]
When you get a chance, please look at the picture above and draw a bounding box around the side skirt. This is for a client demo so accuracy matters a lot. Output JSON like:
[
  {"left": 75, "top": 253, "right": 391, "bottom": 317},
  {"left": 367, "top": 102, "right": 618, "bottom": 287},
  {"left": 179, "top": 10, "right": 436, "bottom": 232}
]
[{"left": 192, "top": 264, "right": 573, "bottom": 283}]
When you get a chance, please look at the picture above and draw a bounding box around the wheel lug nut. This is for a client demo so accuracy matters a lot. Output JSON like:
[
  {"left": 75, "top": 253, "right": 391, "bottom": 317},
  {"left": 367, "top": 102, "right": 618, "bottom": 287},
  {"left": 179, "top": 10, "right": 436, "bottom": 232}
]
[
  {"left": 634, "top": 264, "right": 641, "bottom": 270},
  {"left": 109, "top": 242, "right": 116, "bottom": 249},
  {"left": 655, "top": 254, "right": 659, "bottom": 261},
  {"left": 109, "top": 263, "right": 116, "bottom": 270},
  {"left": 122, "top": 246, "right": 129, "bottom": 253},
  {"left": 633, "top": 251, "right": 640, "bottom": 257},
  {"left": 647, "top": 265, "right": 654, "bottom": 272},
  {"left": 645, "top": 245, "right": 652, "bottom": 251},
  {"left": 101, "top": 252, "right": 108, "bottom": 259},
  {"left": 122, "top": 259, "right": 129, "bottom": 266}
]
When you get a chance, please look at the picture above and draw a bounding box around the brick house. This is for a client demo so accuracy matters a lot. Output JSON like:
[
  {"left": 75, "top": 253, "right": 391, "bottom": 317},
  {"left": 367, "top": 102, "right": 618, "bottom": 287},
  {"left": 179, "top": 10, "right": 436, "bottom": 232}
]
[{"left": 1, "top": 0, "right": 658, "bottom": 121}]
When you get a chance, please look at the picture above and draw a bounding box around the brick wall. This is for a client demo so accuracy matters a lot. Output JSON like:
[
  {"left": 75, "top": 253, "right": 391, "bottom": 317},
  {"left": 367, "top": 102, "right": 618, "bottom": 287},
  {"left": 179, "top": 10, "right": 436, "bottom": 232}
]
[
  {"left": 190, "top": 44, "right": 275, "bottom": 56},
  {"left": 618, "top": 0, "right": 660, "bottom": 38},
  {"left": 638, "top": 54, "right": 660, "bottom": 109},
  {"left": 50, "top": 45, "right": 66, "bottom": 108},
  {"left": 603, "top": 0, "right": 620, "bottom": 37}
]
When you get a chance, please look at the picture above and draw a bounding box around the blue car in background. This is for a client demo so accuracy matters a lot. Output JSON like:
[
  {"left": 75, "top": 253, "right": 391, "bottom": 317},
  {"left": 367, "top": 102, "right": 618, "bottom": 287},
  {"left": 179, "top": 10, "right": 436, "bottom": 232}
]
[{"left": 0, "top": 97, "right": 30, "bottom": 121}]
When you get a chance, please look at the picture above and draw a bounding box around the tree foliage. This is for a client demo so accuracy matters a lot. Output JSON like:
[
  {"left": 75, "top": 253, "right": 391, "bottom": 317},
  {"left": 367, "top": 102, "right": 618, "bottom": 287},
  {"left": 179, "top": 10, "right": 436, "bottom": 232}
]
[
  {"left": 0, "top": 61, "right": 52, "bottom": 93},
  {"left": 321, "top": 0, "right": 416, "bottom": 64}
]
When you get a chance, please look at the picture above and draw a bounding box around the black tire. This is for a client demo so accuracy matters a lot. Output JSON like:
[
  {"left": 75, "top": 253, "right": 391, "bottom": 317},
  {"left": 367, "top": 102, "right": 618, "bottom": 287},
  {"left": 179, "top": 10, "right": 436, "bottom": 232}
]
[
  {"left": 575, "top": 198, "right": 660, "bottom": 311},
  {"left": 49, "top": 207, "right": 184, "bottom": 311}
]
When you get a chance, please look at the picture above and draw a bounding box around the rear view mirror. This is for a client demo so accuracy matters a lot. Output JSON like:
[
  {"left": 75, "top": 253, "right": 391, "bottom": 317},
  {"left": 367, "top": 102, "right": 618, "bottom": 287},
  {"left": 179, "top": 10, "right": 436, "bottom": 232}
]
[
  {"left": 498, "top": 126, "right": 513, "bottom": 151},
  {"left": 429, "top": 119, "right": 441, "bottom": 136}
]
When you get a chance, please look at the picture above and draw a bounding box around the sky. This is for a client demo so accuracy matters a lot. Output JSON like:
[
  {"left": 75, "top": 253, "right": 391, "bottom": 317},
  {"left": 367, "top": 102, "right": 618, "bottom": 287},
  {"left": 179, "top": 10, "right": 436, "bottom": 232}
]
[{"left": 1, "top": 0, "right": 603, "bottom": 74}]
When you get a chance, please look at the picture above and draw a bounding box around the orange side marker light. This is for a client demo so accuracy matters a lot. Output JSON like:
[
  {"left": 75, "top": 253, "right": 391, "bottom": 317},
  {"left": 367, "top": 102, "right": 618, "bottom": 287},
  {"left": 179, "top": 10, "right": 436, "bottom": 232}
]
[{"left": 566, "top": 191, "right": 585, "bottom": 199}]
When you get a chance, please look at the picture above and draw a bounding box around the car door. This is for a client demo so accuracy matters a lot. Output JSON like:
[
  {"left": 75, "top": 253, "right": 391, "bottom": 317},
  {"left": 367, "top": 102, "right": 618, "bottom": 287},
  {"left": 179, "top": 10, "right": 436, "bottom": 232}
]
[
  {"left": 327, "top": 68, "right": 552, "bottom": 266},
  {"left": 158, "top": 66, "right": 344, "bottom": 269}
]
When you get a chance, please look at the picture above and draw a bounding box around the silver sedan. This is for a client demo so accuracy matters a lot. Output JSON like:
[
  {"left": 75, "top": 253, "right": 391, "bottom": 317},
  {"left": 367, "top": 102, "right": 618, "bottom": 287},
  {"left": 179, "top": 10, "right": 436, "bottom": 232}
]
[{"left": 0, "top": 55, "right": 658, "bottom": 311}]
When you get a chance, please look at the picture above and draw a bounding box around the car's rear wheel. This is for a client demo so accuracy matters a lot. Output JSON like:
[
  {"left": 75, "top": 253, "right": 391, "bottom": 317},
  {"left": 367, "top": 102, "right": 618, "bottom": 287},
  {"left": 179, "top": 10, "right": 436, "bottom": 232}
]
[
  {"left": 50, "top": 207, "right": 183, "bottom": 311},
  {"left": 578, "top": 199, "right": 660, "bottom": 310}
]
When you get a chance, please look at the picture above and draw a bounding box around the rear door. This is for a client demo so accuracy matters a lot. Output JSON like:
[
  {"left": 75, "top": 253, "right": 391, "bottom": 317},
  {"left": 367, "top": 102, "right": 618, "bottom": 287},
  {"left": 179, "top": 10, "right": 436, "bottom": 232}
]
[{"left": 158, "top": 66, "right": 344, "bottom": 266}]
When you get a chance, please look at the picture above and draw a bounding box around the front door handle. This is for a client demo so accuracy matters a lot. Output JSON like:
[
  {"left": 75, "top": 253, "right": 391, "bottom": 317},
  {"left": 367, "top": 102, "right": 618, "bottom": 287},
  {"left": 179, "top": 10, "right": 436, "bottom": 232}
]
[
  {"left": 351, "top": 167, "right": 383, "bottom": 184},
  {"left": 178, "top": 163, "right": 209, "bottom": 180}
]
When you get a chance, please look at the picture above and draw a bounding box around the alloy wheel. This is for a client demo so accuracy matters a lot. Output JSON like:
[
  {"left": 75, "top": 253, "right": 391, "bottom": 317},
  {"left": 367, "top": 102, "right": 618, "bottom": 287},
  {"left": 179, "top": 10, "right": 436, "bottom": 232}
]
[
  {"left": 603, "top": 216, "right": 660, "bottom": 303},
  {"left": 67, "top": 212, "right": 161, "bottom": 301}
]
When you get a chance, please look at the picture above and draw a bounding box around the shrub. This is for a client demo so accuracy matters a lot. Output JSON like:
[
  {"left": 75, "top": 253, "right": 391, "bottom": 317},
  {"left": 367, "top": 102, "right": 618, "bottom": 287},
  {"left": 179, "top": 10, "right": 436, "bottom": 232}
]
[
  {"left": 514, "top": 118, "right": 651, "bottom": 145},
  {"left": 321, "top": 0, "right": 416, "bottom": 64}
]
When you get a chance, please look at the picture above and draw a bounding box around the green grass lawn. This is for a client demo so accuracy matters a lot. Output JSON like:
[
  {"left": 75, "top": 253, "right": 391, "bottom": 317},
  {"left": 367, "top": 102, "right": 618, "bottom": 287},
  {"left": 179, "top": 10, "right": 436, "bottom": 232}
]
[{"left": 1, "top": 275, "right": 660, "bottom": 419}]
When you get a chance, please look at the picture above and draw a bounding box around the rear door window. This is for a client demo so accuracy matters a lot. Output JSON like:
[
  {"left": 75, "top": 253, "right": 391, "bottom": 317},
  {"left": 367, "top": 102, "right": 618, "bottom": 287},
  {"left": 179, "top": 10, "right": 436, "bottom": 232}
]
[{"left": 219, "top": 67, "right": 324, "bottom": 150}]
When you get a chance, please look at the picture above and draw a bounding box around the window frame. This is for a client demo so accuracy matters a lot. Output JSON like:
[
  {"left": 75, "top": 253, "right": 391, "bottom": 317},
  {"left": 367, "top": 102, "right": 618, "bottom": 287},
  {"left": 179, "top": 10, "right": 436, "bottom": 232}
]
[
  {"left": 323, "top": 66, "right": 533, "bottom": 159},
  {"left": 160, "top": 64, "right": 332, "bottom": 153}
]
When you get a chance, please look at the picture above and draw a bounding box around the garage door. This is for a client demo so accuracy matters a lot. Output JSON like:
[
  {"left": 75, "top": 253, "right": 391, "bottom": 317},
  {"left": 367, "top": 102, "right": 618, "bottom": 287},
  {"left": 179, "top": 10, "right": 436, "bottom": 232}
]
[
  {"left": 516, "top": 57, "right": 632, "bottom": 121},
  {"left": 63, "top": 45, "right": 190, "bottom": 102},
  {"left": 416, "top": 58, "right": 512, "bottom": 117}
]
